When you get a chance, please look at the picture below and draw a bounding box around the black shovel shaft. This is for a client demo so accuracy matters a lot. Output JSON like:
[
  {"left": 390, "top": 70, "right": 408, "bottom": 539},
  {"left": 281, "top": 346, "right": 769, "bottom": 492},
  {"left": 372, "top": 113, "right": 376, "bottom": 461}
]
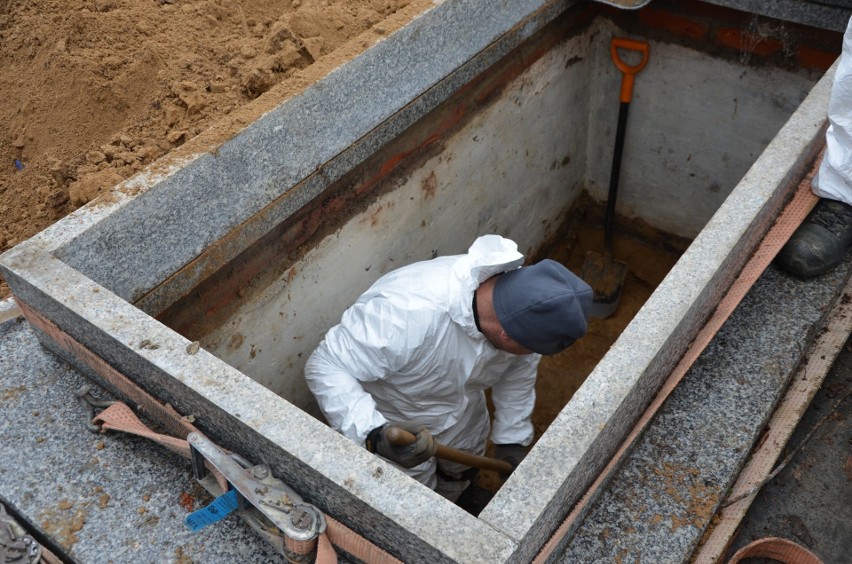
[{"left": 605, "top": 100, "right": 631, "bottom": 253}]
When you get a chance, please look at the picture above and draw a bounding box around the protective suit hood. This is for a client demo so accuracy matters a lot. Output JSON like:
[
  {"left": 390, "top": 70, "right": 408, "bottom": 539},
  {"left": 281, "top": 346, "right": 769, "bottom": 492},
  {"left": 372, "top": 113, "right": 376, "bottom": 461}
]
[
  {"left": 448, "top": 235, "right": 524, "bottom": 338},
  {"left": 452, "top": 234, "right": 524, "bottom": 284}
]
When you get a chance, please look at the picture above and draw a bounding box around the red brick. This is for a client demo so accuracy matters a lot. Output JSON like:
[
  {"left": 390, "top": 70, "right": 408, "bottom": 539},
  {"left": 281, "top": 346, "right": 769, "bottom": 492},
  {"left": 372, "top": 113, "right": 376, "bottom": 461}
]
[
  {"left": 715, "top": 28, "right": 783, "bottom": 57},
  {"left": 798, "top": 46, "right": 840, "bottom": 71},
  {"left": 665, "top": 0, "right": 750, "bottom": 26},
  {"left": 638, "top": 7, "right": 709, "bottom": 40}
]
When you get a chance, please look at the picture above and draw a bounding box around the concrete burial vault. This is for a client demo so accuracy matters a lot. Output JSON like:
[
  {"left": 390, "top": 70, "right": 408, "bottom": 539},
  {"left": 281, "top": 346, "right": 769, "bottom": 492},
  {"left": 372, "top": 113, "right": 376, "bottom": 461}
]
[{"left": 0, "top": 0, "right": 842, "bottom": 561}]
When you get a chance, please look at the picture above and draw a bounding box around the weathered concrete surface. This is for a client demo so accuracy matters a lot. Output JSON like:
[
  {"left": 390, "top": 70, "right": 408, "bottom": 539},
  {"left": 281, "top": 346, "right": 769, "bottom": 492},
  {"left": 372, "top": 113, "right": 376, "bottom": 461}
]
[
  {"left": 196, "top": 19, "right": 600, "bottom": 413},
  {"left": 585, "top": 18, "right": 819, "bottom": 240},
  {"left": 556, "top": 254, "right": 852, "bottom": 562}
]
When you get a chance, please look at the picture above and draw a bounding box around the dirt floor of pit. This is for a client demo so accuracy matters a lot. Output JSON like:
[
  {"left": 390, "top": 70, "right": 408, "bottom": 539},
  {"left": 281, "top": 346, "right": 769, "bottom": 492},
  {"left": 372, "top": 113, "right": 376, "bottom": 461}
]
[
  {"left": 475, "top": 214, "right": 689, "bottom": 493},
  {"left": 0, "top": 0, "right": 430, "bottom": 298}
]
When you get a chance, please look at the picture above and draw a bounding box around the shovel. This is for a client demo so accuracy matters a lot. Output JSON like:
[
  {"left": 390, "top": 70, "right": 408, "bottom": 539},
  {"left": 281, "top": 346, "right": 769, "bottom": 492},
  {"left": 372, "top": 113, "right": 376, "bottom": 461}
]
[
  {"left": 386, "top": 427, "right": 515, "bottom": 475},
  {"left": 582, "top": 37, "right": 649, "bottom": 319}
]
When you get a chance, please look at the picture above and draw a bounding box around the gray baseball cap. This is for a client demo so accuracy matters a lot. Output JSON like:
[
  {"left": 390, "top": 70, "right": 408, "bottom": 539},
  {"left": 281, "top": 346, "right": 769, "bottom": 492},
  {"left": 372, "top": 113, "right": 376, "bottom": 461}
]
[{"left": 492, "top": 259, "right": 592, "bottom": 355}]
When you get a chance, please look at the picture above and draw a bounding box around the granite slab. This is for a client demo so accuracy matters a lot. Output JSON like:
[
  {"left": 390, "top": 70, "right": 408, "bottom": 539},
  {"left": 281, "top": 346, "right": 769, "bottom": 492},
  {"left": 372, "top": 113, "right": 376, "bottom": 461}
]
[
  {"left": 0, "top": 314, "right": 286, "bottom": 564},
  {"left": 558, "top": 254, "right": 852, "bottom": 562}
]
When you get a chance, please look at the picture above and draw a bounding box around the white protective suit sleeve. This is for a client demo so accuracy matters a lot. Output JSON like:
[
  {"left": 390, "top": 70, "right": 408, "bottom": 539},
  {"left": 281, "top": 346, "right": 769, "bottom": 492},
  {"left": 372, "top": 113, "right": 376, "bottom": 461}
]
[
  {"left": 304, "top": 296, "right": 425, "bottom": 445},
  {"left": 489, "top": 354, "right": 539, "bottom": 446},
  {"left": 813, "top": 16, "right": 852, "bottom": 206}
]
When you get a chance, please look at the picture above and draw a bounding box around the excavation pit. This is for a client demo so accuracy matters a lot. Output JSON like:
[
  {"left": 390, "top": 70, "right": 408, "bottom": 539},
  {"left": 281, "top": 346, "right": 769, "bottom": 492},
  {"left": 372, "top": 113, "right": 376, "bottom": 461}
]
[{"left": 0, "top": 1, "right": 842, "bottom": 561}]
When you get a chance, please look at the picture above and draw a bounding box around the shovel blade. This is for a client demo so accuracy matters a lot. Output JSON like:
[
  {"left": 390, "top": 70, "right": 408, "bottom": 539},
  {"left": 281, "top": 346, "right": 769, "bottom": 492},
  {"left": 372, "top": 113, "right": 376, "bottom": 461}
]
[{"left": 581, "top": 250, "right": 628, "bottom": 319}]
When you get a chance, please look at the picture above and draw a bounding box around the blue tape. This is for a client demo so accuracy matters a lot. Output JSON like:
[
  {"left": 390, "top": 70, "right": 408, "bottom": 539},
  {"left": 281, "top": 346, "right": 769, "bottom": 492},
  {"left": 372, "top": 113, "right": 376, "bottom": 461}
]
[{"left": 184, "top": 489, "right": 239, "bottom": 532}]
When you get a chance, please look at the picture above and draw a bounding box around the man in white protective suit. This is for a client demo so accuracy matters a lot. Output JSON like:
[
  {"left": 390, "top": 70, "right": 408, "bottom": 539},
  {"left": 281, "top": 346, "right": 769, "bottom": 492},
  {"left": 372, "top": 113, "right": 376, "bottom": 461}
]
[
  {"left": 777, "top": 16, "right": 852, "bottom": 277},
  {"left": 304, "top": 234, "right": 592, "bottom": 514}
]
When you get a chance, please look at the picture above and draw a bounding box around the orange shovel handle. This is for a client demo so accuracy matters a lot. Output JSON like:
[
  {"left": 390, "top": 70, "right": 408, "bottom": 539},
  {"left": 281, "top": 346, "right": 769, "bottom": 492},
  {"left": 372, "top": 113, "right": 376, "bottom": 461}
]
[{"left": 611, "top": 37, "right": 650, "bottom": 103}]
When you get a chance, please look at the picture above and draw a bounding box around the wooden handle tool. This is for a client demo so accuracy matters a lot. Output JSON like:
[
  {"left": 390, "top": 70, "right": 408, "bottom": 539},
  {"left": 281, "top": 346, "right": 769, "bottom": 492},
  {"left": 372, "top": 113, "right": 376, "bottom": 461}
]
[{"left": 385, "top": 427, "right": 515, "bottom": 475}]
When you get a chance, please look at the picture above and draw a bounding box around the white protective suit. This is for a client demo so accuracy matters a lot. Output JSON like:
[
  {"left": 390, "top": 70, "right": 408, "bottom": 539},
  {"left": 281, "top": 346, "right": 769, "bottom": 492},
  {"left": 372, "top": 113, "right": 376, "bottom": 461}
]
[
  {"left": 813, "top": 16, "right": 852, "bottom": 206},
  {"left": 304, "top": 235, "right": 541, "bottom": 497}
]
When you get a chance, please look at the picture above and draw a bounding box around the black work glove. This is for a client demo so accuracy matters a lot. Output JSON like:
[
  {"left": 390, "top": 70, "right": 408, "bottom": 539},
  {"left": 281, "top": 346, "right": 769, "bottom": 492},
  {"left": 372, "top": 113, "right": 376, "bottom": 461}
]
[
  {"left": 365, "top": 421, "right": 437, "bottom": 469},
  {"left": 494, "top": 443, "right": 527, "bottom": 480}
]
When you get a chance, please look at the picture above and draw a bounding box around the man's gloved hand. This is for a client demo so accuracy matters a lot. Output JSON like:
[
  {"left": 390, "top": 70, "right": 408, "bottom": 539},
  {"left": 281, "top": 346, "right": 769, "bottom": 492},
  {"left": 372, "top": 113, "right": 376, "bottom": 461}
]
[
  {"left": 494, "top": 443, "right": 527, "bottom": 479},
  {"left": 365, "top": 421, "right": 437, "bottom": 468}
]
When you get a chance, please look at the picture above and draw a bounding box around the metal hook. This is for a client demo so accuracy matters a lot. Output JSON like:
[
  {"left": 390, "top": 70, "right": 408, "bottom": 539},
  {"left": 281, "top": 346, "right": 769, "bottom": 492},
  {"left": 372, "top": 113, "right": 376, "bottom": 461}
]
[{"left": 74, "top": 385, "right": 115, "bottom": 434}]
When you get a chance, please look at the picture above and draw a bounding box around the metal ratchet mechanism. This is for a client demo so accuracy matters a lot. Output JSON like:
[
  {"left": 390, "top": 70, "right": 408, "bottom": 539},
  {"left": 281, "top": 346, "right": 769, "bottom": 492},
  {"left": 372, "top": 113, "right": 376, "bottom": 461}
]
[
  {"left": 0, "top": 504, "right": 41, "bottom": 564},
  {"left": 187, "top": 433, "right": 326, "bottom": 559}
]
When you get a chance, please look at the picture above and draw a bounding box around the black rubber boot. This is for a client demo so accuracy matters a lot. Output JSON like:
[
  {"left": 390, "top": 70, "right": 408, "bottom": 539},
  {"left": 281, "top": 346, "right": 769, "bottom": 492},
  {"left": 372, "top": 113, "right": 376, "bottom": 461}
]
[{"left": 776, "top": 198, "right": 852, "bottom": 279}]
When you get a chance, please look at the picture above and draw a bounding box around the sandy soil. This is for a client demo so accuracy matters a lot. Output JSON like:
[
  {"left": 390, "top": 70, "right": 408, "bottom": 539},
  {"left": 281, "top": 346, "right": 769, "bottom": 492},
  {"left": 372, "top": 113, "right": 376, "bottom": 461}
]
[
  {"left": 0, "top": 0, "right": 423, "bottom": 298},
  {"left": 532, "top": 219, "right": 685, "bottom": 439}
]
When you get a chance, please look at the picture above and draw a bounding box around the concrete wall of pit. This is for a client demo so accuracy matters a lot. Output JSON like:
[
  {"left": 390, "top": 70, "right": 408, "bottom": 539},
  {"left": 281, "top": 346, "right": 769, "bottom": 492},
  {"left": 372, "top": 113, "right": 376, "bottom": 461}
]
[{"left": 164, "top": 14, "right": 819, "bottom": 416}]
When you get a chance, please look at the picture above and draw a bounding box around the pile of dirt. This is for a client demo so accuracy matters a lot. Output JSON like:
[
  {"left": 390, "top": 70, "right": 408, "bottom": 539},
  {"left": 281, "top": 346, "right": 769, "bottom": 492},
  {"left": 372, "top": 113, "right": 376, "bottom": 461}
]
[{"left": 0, "top": 0, "right": 419, "bottom": 298}]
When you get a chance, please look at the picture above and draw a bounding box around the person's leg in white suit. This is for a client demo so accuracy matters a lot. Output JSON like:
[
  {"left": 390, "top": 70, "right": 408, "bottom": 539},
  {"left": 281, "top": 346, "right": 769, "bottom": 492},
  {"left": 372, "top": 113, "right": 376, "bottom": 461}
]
[{"left": 777, "top": 17, "right": 852, "bottom": 278}]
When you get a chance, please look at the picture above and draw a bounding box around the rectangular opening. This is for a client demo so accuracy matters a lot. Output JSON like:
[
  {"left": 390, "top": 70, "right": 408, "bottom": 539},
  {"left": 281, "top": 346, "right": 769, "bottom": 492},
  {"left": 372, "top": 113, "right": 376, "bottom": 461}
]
[
  {"left": 153, "top": 5, "right": 822, "bottom": 467},
  {"left": 155, "top": 6, "right": 822, "bottom": 416}
]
